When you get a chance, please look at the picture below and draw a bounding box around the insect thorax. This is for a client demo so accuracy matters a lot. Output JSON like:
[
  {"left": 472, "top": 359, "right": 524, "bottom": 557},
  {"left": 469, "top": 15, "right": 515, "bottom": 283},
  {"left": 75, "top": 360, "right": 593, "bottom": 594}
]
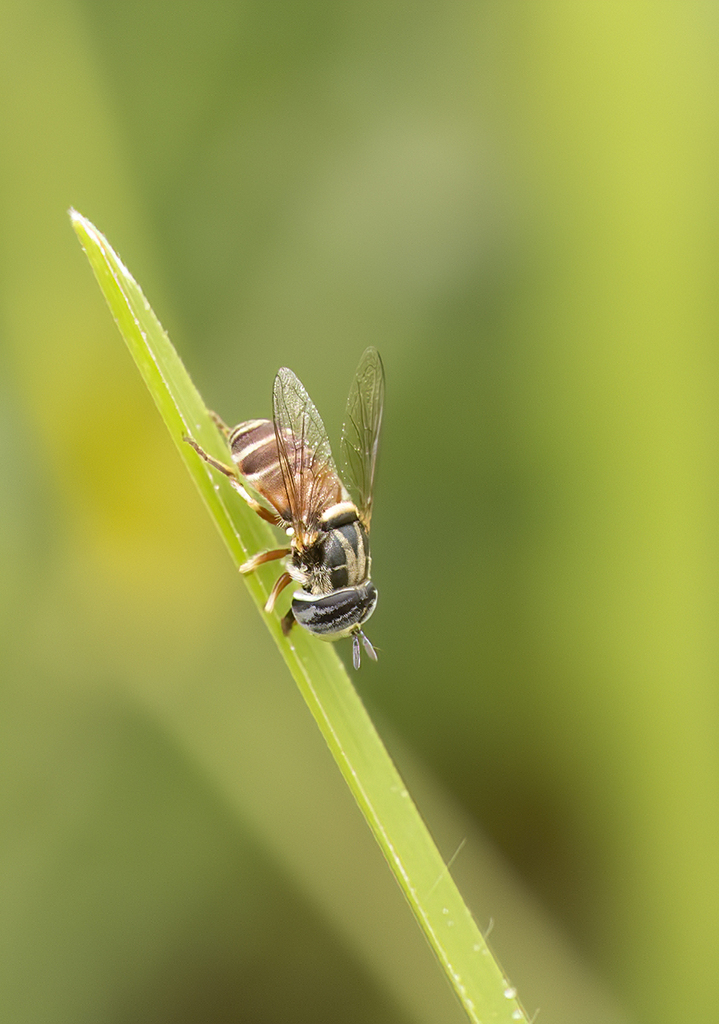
[{"left": 293, "top": 504, "right": 371, "bottom": 596}]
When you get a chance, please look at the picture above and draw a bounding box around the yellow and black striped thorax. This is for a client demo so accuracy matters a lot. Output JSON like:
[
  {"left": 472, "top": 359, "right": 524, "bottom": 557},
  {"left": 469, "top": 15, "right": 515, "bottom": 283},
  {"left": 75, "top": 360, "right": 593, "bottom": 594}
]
[
  {"left": 291, "top": 504, "right": 376, "bottom": 640},
  {"left": 313, "top": 503, "right": 371, "bottom": 593}
]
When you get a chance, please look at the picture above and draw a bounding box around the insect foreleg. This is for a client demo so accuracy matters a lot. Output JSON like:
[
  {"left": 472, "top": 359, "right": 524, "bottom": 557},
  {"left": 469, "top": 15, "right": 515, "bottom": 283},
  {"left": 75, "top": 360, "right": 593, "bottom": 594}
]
[
  {"left": 280, "top": 608, "right": 295, "bottom": 636},
  {"left": 265, "top": 571, "right": 292, "bottom": 613}
]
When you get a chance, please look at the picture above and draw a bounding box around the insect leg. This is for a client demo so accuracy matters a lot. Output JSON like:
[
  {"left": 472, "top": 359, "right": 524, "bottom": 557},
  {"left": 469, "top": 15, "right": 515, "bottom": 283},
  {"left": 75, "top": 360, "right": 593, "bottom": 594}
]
[
  {"left": 231, "top": 481, "right": 278, "bottom": 524},
  {"left": 280, "top": 608, "right": 295, "bottom": 636},
  {"left": 264, "top": 571, "right": 292, "bottom": 613},
  {"left": 239, "top": 547, "right": 291, "bottom": 575},
  {"left": 184, "top": 436, "right": 235, "bottom": 476},
  {"left": 184, "top": 436, "right": 278, "bottom": 525},
  {"left": 208, "top": 411, "right": 231, "bottom": 437}
]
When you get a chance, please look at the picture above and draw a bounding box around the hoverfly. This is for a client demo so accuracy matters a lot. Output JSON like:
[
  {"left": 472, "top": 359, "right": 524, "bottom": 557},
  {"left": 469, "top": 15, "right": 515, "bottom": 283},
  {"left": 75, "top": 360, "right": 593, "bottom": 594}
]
[{"left": 185, "top": 347, "right": 384, "bottom": 669}]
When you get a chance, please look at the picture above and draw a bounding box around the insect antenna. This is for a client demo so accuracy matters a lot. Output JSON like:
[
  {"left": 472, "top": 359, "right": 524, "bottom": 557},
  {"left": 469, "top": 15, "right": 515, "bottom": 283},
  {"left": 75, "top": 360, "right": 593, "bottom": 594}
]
[
  {"left": 352, "top": 629, "right": 377, "bottom": 669},
  {"left": 360, "top": 630, "right": 378, "bottom": 662}
]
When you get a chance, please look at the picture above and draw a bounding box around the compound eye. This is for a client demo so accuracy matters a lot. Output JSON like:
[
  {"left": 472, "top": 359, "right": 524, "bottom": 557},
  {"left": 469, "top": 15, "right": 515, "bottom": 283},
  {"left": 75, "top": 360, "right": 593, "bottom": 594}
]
[{"left": 292, "top": 582, "right": 377, "bottom": 638}]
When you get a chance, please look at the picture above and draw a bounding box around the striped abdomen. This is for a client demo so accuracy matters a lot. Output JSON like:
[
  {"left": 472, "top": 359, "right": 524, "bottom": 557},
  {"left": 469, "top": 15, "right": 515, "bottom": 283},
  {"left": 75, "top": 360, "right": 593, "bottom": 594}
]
[
  {"left": 229, "top": 418, "right": 344, "bottom": 528},
  {"left": 229, "top": 419, "right": 290, "bottom": 521}
]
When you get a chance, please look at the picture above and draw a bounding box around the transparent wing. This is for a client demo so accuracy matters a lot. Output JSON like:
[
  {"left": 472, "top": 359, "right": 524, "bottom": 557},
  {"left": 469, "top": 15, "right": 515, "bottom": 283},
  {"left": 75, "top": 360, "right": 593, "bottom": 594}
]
[
  {"left": 340, "top": 347, "right": 385, "bottom": 529},
  {"left": 272, "top": 366, "right": 345, "bottom": 535}
]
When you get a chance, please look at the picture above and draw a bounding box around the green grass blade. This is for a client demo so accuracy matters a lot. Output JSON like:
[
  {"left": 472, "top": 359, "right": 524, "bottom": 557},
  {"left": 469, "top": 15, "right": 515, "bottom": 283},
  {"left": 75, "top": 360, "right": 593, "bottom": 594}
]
[{"left": 70, "top": 208, "right": 530, "bottom": 1023}]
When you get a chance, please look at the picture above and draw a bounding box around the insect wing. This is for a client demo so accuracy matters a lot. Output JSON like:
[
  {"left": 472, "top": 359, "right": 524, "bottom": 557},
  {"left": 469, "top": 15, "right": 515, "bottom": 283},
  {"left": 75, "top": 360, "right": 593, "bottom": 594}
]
[
  {"left": 272, "top": 367, "right": 345, "bottom": 534},
  {"left": 340, "top": 347, "right": 385, "bottom": 529}
]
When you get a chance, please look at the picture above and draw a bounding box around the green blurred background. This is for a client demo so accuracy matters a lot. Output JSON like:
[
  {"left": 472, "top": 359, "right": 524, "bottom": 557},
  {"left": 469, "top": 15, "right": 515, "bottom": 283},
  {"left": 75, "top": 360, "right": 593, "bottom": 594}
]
[{"left": 1, "top": 2, "right": 718, "bottom": 1022}]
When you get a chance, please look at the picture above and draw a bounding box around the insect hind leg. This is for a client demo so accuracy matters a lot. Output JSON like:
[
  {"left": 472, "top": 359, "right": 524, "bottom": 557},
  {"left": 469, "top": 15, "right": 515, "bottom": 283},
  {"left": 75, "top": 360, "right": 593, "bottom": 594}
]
[
  {"left": 183, "top": 435, "right": 235, "bottom": 477},
  {"left": 208, "top": 411, "right": 231, "bottom": 437},
  {"left": 183, "top": 435, "right": 278, "bottom": 525}
]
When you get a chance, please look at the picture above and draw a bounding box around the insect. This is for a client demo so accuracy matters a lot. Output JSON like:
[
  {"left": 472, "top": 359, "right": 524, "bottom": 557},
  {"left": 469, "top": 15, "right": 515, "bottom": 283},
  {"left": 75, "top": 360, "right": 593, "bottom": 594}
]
[{"left": 185, "top": 347, "right": 385, "bottom": 669}]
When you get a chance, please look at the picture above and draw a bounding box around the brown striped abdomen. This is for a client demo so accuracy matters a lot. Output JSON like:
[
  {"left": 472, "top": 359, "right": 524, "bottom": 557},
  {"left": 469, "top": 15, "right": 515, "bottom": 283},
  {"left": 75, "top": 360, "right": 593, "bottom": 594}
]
[
  {"left": 229, "top": 419, "right": 291, "bottom": 522},
  {"left": 229, "top": 419, "right": 344, "bottom": 529}
]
